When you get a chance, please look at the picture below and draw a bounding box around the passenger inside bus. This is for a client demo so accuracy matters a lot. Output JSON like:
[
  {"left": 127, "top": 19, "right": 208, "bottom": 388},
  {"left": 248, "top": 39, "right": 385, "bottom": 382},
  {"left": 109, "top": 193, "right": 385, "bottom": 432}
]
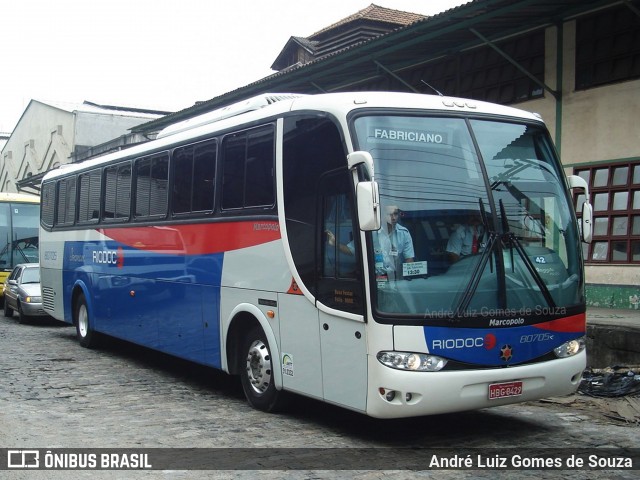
[{"left": 445, "top": 213, "right": 486, "bottom": 263}]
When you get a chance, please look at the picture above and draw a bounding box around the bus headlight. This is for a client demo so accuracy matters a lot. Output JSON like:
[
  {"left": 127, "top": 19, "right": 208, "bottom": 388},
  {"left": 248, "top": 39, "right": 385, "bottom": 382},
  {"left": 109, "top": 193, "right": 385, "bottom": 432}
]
[
  {"left": 377, "top": 351, "right": 447, "bottom": 371},
  {"left": 553, "top": 337, "right": 585, "bottom": 358}
]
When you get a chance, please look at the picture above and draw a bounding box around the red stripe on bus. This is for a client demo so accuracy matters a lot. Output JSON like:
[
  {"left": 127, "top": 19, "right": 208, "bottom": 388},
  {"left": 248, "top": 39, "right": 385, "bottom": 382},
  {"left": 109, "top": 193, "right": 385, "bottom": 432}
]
[
  {"left": 532, "top": 313, "right": 585, "bottom": 333},
  {"left": 99, "top": 221, "right": 281, "bottom": 255}
]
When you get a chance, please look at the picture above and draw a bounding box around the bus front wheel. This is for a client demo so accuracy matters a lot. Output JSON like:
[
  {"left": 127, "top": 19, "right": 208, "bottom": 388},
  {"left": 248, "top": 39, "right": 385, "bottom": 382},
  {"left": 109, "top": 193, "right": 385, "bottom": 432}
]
[
  {"left": 74, "top": 294, "right": 97, "bottom": 348},
  {"left": 239, "top": 326, "right": 287, "bottom": 412}
]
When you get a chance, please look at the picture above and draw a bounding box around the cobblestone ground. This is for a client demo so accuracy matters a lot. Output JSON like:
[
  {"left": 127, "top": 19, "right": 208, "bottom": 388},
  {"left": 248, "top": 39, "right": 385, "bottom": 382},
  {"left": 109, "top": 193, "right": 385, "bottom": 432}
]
[{"left": 0, "top": 315, "right": 637, "bottom": 480}]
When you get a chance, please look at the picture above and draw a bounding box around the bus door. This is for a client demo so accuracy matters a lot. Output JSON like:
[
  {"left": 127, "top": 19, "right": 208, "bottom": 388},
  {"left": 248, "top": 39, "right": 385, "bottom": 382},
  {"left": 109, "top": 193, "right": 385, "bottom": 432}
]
[
  {"left": 279, "top": 169, "right": 367, "bottom": 410},
  {"left": 280, "top": 114, "right": 366, "bottom": 411},
  {"left": 316, "top": 171, "right": 367, "bottom": 411}
]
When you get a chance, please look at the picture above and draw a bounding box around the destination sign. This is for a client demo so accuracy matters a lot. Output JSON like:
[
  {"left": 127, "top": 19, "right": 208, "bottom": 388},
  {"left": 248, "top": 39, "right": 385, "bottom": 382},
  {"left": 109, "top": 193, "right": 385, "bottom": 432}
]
[{"left": 371, "top": 128, "right": 448, "bottom": 144}]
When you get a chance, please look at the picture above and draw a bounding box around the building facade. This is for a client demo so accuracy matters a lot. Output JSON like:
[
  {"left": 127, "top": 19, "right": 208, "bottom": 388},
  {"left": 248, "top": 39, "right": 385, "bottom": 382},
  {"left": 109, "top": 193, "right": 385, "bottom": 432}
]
[{"left": 0, "top": 100, "right": 168, "bottom": 194}]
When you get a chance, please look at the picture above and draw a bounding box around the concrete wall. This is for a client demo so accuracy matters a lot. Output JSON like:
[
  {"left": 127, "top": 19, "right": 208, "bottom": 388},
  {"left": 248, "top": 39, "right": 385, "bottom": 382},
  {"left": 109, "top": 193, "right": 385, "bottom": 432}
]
[
  {"left": 0, "top": 101, "right": 74, "bottom": 192},
  {"left": 511, "top": 22, "right": 640, "bottom": 310},
  {"left": 0, "top": 101, "right": 162, "bottom": 193},
  {"left": 74, "top": 111, "right": 159, "bottom": 152},
  {"left": 560, "top": 21, "right": 640, "bottom": 165}
]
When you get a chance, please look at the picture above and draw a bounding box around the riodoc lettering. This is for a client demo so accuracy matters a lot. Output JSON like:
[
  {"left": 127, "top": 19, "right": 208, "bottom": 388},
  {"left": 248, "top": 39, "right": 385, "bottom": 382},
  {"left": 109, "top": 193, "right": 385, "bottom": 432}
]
[
  {"left": 373, "top": 128, "right": 445, "bottom": 144},
  {"left": 92, "top": 250, "right": 118, "bottom": 265},
  {"left": 432, "top": 337, "right": 484, "bottom": 349}
]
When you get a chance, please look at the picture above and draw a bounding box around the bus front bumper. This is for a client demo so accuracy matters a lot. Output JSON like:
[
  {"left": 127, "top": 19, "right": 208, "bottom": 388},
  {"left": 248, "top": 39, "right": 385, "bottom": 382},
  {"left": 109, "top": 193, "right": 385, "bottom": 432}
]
[{"left": 365, "top": 350, "right": 585, "bottom": 419}]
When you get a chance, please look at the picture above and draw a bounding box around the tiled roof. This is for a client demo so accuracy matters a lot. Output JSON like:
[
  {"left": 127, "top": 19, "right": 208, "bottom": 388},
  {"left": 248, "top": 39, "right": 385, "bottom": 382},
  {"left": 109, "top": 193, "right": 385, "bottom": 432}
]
[{"left": 309, "top": 3, "right": 426, "bottom": 39}]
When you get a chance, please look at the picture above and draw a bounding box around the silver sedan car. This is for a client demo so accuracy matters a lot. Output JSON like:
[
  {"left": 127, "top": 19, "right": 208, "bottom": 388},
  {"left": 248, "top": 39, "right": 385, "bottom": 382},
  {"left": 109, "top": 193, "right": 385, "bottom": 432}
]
[{"left": 3, "top": 263, "right": 47, "bottom": 323}]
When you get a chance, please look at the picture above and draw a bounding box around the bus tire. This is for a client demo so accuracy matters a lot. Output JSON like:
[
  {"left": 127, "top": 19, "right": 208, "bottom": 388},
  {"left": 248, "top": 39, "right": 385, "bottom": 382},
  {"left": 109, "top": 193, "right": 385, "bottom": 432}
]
[
  {"left": 239, "top": 326, "right": 287, "bottom": 412},
  {"left": 74, "top": 293, "right": 98, "bottom": 348}
]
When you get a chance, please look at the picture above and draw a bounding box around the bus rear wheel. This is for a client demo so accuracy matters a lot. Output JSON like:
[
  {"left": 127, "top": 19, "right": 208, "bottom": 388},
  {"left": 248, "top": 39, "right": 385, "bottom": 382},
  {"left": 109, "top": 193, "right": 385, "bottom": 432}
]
[
  {"left": 74, "top": 293, "right": 98, "bottom": 348},
  {"left": 239, "top": 326, "right": 287, "bottom": 412}
]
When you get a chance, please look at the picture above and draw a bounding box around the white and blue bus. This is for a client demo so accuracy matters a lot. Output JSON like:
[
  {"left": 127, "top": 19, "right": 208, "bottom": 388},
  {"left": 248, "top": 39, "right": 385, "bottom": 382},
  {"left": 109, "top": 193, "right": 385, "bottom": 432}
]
[{"left": 39, "top": 92, "right": 592, "bottom": 418}]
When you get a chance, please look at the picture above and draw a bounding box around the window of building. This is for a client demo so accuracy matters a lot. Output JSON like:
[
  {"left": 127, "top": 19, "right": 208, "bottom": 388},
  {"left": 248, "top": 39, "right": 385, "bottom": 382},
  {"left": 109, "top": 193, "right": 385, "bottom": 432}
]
[
  {"left": 575, "top": 5, "right": 640, "bottom": 90},
  {"left": 574, "top": 161, "right": 640, "bottom": 263},
  {"left": 222, "top": 125, "right": 275, "bottom": 210}
]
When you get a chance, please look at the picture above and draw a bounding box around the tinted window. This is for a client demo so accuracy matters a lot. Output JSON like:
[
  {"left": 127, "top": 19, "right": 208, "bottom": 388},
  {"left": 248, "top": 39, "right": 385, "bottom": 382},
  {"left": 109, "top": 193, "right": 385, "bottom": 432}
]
[
  {"left": 222, "top": 125, "right": 274, "bottom": 210},
  {"left": 135, "top": 153, "right": 169, "bottom": 219},
  {"left": 56, "top": 177, "right": 77, "bottom": 226},
  {"left": 78, "top": 170, "right": 101, "bottom": 223},
  {"left": 41, "top": 182, "right": 55, "bottom": 227},
  {"left": 172, "top": 140, "right": 216, "bottom": 215},
  {"left": 104, "top": 162, "right": 131, "bottom": 221}
]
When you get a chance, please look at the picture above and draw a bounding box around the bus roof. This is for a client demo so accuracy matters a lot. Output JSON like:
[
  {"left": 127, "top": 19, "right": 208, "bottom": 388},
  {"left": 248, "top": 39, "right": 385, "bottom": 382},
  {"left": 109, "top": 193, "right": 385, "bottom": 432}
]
[{"left": 42, "top": 91, "right": 544, "bottom": 182}]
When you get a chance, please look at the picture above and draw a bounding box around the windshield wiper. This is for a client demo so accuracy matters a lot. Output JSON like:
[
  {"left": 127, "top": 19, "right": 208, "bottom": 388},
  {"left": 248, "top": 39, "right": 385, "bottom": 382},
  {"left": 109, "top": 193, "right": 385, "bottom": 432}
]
[
  {"left": 453, "top": 231, "right": 498, "bottom": 317},
  {"left": 451, "top": 199, "right": 556, "bottom": 317},
  {"left": 497, "top": 199, "right": 556, "bottom": 308},
  {"left": 453, "top": 198, "right": 498, "bottom": 316}
]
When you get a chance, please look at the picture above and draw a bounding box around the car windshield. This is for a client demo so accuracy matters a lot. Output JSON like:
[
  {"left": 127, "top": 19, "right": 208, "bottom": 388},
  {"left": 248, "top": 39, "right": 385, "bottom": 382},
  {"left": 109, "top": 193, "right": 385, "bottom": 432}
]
[
  {"left": 353, "top": 114, "right": 583, "bottom": 322},
  {"left": 21, "top": 267, "right": 40, "bottom": 284}
]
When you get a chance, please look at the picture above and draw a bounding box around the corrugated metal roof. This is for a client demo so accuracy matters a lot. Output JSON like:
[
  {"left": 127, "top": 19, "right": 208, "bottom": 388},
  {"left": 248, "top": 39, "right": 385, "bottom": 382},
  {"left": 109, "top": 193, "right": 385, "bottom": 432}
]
[{"left": 134, "top": 0, "right": 631, "bottom": 134}]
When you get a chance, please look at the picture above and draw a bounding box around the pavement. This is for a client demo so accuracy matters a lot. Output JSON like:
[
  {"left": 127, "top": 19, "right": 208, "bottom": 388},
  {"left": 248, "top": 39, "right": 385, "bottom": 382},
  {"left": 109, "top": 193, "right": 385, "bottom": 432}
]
[{"left": 585, "top": 306, "right": 640, "bottom": 368}]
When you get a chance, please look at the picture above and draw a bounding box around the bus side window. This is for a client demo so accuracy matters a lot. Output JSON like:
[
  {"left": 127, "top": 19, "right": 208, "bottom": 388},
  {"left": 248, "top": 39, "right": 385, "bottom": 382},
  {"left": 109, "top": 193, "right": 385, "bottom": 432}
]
[
  {"left": 322, "top": 191, "right": 356, "bottom": 279},
  {"left": 78, "top": 169, "right": 102, "bottom": 224}
]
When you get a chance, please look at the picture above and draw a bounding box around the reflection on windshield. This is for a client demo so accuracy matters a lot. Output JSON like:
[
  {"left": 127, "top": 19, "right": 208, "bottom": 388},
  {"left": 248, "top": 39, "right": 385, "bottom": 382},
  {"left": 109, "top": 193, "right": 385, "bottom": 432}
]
[{"left": 353, "top": 115, "right": 583, "bottom": 321}]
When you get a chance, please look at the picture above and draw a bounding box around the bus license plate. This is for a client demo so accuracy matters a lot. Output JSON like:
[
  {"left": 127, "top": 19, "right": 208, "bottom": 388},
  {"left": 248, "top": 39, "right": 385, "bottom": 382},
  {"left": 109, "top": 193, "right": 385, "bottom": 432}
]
[{"left": 488, "top": 381, "right": 523, "bottom": 400}]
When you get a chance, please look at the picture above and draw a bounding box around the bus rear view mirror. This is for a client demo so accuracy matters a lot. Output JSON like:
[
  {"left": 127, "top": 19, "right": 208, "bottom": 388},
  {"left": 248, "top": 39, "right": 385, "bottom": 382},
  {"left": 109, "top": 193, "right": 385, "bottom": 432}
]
[
  {"left": 356, "top": 181, "right": 380, "bottom": 231},
  {"left": 567, "top": 175, "right": 592, "bottom": 243},
  {"left": 348, "top": 151, "right": 374, "bottom": 179},
  {"left": 581, "top": 201, "right": 593, "bottom": 244}
]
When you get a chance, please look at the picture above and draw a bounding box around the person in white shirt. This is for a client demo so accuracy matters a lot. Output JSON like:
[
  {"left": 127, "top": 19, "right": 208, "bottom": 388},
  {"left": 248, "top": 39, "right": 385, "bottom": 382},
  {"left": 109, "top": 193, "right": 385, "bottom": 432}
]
[
  {"left": 446, "top": 213, "right": 485, "bottom": 263},
  {"left": 326, "top": 205, "right": 415, "bottom": 279},
  {"left": 373, "top": 206, "right": 415, "bottom": 278}
]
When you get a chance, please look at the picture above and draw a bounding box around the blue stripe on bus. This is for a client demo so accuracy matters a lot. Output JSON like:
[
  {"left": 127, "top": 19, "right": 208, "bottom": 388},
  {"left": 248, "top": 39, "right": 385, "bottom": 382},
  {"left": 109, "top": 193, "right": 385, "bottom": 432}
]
[
  {"left": 424, "top": 315, "right": 584, "bottom": 366},
  {"left": 62, "top": 241, "right": 223, "bottom": 368}
]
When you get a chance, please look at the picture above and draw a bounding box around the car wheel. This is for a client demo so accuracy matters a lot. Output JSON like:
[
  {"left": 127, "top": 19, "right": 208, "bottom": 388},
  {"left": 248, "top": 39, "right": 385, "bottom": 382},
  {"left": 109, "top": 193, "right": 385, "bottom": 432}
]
[
  {"left": 3, "top": 299, "right": 13, "bottom": 318},
  {"left": 239, "top": 325, "right": 287, "bottom": 412},
  {"left": 74, "top": 293, "right": 98, "bottom": 348},
  {"left": 18, "top": 303, "right": 28, "bottom": 324}
]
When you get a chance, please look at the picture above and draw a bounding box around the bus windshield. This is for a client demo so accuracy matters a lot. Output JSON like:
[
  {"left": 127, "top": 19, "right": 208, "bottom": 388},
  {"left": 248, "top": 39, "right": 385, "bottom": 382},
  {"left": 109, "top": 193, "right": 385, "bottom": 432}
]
[{"left": 353, "top": 115, "right": 583, "bottom": 321}]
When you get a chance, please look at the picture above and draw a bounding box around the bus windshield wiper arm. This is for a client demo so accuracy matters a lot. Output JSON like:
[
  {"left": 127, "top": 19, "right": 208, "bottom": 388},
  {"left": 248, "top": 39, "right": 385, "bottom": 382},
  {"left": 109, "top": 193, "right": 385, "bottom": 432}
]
[
  {"left": 453, "top": 199, "right": 497, "bottom": 316},
  {"left": 498, "top": 200, "right": 556, "bottom": 308},
  {"left": 453, "top": 232, "right": 498, "bottom": 316}
]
